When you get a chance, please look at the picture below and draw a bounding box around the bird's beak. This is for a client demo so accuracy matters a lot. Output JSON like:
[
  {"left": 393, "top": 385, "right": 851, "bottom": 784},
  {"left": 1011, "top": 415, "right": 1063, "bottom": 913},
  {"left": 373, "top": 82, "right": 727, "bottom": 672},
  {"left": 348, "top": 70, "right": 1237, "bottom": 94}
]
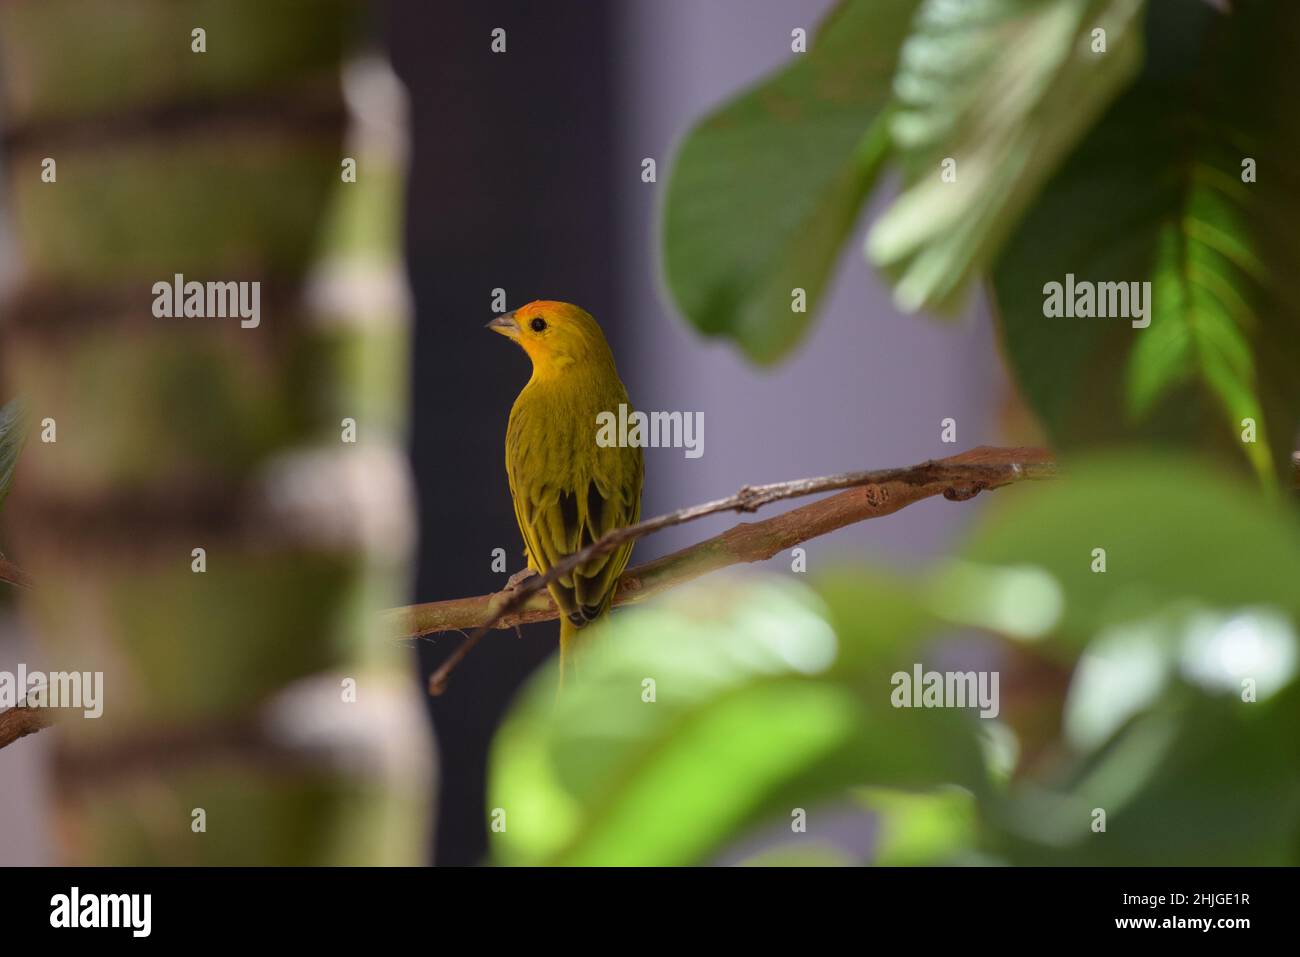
[{"left": 487, "top": 310, "right": 520, "bottom": 339}]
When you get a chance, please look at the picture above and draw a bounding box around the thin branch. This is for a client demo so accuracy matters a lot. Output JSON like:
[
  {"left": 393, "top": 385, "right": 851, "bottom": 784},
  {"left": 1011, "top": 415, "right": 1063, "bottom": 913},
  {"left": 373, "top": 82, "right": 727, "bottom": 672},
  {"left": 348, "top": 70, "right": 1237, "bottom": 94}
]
[
  {"left": 0, "top": 705, "right": 55, "bottom": 751},
  {"left": 388, "top": 446, "right": 1057, "bottom": 694}
]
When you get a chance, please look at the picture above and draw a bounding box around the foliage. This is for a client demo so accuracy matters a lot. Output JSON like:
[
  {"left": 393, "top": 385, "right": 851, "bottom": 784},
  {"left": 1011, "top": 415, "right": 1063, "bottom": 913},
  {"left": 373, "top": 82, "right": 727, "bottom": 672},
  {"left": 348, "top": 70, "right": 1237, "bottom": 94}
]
[
  {"left": 869, "top": 0, "right": 1145, "bottom": 313},
  {"left": 662, "top": 0, "right": 1300, "bottom": 485},
  {"left": 661, "top": 0, "right": 922, "bottom": 364},
  {"left": 486, "top": 0, "right": 1300, "bottom": 866},
  {"left": 489, "top": 456, "right": 1300, "bottom": 865},
  {"left": 992, "top": 0, "right": 1300, "bottom": 485}
]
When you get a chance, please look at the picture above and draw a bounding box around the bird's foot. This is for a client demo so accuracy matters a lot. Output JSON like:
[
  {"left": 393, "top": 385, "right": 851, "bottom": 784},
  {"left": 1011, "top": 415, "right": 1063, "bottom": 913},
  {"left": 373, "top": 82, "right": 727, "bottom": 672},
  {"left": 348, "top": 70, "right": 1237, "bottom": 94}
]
[{"left": 505, "top": 567, "right": 539, "bottom": 591}]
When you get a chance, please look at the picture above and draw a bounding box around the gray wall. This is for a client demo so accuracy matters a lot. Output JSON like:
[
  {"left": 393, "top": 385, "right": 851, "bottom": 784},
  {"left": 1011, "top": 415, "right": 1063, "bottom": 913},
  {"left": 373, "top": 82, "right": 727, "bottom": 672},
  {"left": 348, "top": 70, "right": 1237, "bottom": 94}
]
[{"left": 614, "top": 0, "right": 1010, "bottom": 569}]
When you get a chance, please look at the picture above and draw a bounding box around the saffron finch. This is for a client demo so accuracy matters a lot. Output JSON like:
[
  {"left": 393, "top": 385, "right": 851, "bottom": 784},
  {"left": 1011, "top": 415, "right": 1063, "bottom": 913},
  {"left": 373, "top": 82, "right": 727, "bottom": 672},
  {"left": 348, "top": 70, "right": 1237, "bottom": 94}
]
[{"left": 488, "top": 301, "right": 644, "bottom": 682}]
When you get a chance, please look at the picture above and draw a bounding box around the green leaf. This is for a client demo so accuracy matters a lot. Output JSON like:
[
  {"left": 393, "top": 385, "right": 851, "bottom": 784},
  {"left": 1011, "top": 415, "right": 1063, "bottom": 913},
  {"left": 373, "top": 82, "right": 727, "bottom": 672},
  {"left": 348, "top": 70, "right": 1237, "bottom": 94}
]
[
  {"left": 0, "top": 397, "right": 27, "bottom": 513},
  {"left": 856, "top": 786, "right": 978, "bottom": 865},
  {"left": 952, "top": 452, "right": 1300, "bottom": 864},
  {"left": 1063, "top": 605, "right": 1297, "bottom": 751},
  {"left": 488, "top": 574, "right": 984, "bottom": 866},
  {"left": 868, "top": 0, "right": 1146, "bottom": 312},
  {"left": 991, "top": 682, "right": 1300, "bottom": 865},
  {"left": 991, "top": 0, "right": 1300, "bottom": 484},
  {"left": 955, "top": 454, "right": 1300, "bottom": 646},
  {"left": 661, "top": 0, "right": 921, "bottom": 364}
]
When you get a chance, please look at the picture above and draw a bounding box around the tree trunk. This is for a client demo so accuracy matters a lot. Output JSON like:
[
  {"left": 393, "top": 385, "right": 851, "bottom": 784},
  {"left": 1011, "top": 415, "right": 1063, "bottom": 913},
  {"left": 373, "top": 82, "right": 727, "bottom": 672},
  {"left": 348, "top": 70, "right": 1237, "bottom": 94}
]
[{"left": 0, "top": 0, "right": 432, "bottom": 864}]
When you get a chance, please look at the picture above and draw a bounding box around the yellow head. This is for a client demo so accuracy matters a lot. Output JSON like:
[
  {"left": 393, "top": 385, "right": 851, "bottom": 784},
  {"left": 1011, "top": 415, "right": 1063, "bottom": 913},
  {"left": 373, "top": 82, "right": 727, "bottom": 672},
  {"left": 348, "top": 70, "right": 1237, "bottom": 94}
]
[{"left": 487, "top": 300, "right": 615, "bottom": 376}]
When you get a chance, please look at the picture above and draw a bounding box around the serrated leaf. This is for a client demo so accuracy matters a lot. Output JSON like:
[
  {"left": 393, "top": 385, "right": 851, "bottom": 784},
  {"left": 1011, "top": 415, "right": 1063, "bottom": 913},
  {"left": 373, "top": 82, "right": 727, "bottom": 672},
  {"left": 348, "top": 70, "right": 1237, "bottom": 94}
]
[{"left": 991, "top": 0, "right": 1300, "bottom": 485}]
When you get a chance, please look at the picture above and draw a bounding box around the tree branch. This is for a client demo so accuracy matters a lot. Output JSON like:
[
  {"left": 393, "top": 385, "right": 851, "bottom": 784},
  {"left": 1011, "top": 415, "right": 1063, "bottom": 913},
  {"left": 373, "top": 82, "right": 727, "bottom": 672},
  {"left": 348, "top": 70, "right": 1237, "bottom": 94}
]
[
  {"left": 0, "top": 705, "right": 55, "bottom": 751},
  {"left": 387, "top": 446, "right": 1057, "bottom": 693}
]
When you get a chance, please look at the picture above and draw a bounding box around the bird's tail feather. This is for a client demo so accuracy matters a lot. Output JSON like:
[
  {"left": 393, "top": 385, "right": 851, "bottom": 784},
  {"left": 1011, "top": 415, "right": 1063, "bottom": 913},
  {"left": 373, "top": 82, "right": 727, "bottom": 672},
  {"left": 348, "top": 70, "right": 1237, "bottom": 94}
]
[
  {"left": 559, "top": 617, "right": 579, "bottom": 692},
  {"left": 559, "top": 608, "right": 611, "bottom": 692}
]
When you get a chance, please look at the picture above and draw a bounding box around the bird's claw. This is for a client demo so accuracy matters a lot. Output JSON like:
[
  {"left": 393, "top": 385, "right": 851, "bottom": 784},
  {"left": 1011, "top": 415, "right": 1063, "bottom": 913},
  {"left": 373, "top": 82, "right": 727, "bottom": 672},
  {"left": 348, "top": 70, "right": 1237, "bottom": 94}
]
[{"left": 505, "top": 567, "right": 540, "bottom": 591}]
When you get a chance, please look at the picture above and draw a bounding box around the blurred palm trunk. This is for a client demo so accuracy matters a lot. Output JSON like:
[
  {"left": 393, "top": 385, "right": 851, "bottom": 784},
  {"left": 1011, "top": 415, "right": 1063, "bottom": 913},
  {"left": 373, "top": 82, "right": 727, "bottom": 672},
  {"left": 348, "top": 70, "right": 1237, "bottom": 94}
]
[{"left": 0, "top": 0, "right": 431, "bottom": 863}]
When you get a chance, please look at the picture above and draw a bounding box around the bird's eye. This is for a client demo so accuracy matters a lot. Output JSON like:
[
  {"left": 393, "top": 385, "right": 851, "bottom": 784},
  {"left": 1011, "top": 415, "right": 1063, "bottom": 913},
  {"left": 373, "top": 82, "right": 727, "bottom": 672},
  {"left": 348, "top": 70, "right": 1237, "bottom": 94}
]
[{"left": 530, "top": 317, "right": 547, "bottom": 333}]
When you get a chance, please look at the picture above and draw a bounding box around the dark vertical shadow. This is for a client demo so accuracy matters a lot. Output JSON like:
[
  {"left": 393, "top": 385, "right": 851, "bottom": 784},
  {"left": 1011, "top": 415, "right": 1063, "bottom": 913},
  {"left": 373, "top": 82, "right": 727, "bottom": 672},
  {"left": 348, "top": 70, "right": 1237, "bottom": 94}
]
[{"left": 385, "top": 0, "right": 620, "bottom": 865}]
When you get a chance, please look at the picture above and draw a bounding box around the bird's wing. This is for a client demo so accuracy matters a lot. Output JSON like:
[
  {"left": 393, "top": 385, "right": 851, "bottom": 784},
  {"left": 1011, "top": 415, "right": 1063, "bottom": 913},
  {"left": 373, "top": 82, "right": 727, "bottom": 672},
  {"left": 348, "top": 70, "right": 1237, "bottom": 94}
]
[
  {"left": 506, "top": 399, "right": 643, "bottom": 624},
  {"left": 570, "top": 441, "right": 643, "bottom": 618}
]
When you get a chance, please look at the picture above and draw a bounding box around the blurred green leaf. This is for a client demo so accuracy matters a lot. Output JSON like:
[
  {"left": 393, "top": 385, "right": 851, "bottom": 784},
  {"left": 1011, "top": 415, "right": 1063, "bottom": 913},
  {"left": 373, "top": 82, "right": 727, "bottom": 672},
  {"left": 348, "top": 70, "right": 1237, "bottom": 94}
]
[
  {"left": 0, "top": 396, "right": 27, "bottom": 513},
  {"left": 1062, "top": 615, "right": 1173, "bottom": 749},
  {"left": 489, "top": 456, "right": 1300, "bottom": 866},
  {"left": 991, "top": 682, "right": 1300, "bottom": 865},
  {"left": 1063, "top": 605, "right": 1298, "bottom": 751},
  {"left": 868, "top": 0, "right": 1145, "bottom": 312},
  {"left": 991, "top": 0, "right": 1300, "bottom": 484},
  {"left": 857, "top": 785, "right": 978, "bottom": 865},
  {"left": 944, "top": 451, "right": 1300, "bottom": 864},
  {"left": 489, "top": 575, "right": 986, "bottom": 866},
  {"left": 954, "top": 454, "right": 1300, "bottom": 647},
  {"left": 661, "top": 0, "right": 921, "bottom": 364}
]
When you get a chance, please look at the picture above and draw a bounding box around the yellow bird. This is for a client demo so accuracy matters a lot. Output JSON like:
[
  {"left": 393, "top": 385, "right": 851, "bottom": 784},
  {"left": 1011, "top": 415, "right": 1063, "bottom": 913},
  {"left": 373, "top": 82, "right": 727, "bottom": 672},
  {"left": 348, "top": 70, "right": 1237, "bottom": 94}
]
[{"left": 488, "top": 301, "right": 644, "bottom": 682}]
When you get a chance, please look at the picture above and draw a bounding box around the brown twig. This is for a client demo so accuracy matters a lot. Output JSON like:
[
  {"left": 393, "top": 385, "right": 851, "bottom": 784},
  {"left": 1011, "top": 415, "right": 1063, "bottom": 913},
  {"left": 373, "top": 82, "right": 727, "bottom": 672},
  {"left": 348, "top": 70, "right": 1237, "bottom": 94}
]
[
  {"left": 0, "top": 705, "right": 55, "bottom": 751},
  {"left": 390, "top": 447, "right": 1058, "bottom": 694}
]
